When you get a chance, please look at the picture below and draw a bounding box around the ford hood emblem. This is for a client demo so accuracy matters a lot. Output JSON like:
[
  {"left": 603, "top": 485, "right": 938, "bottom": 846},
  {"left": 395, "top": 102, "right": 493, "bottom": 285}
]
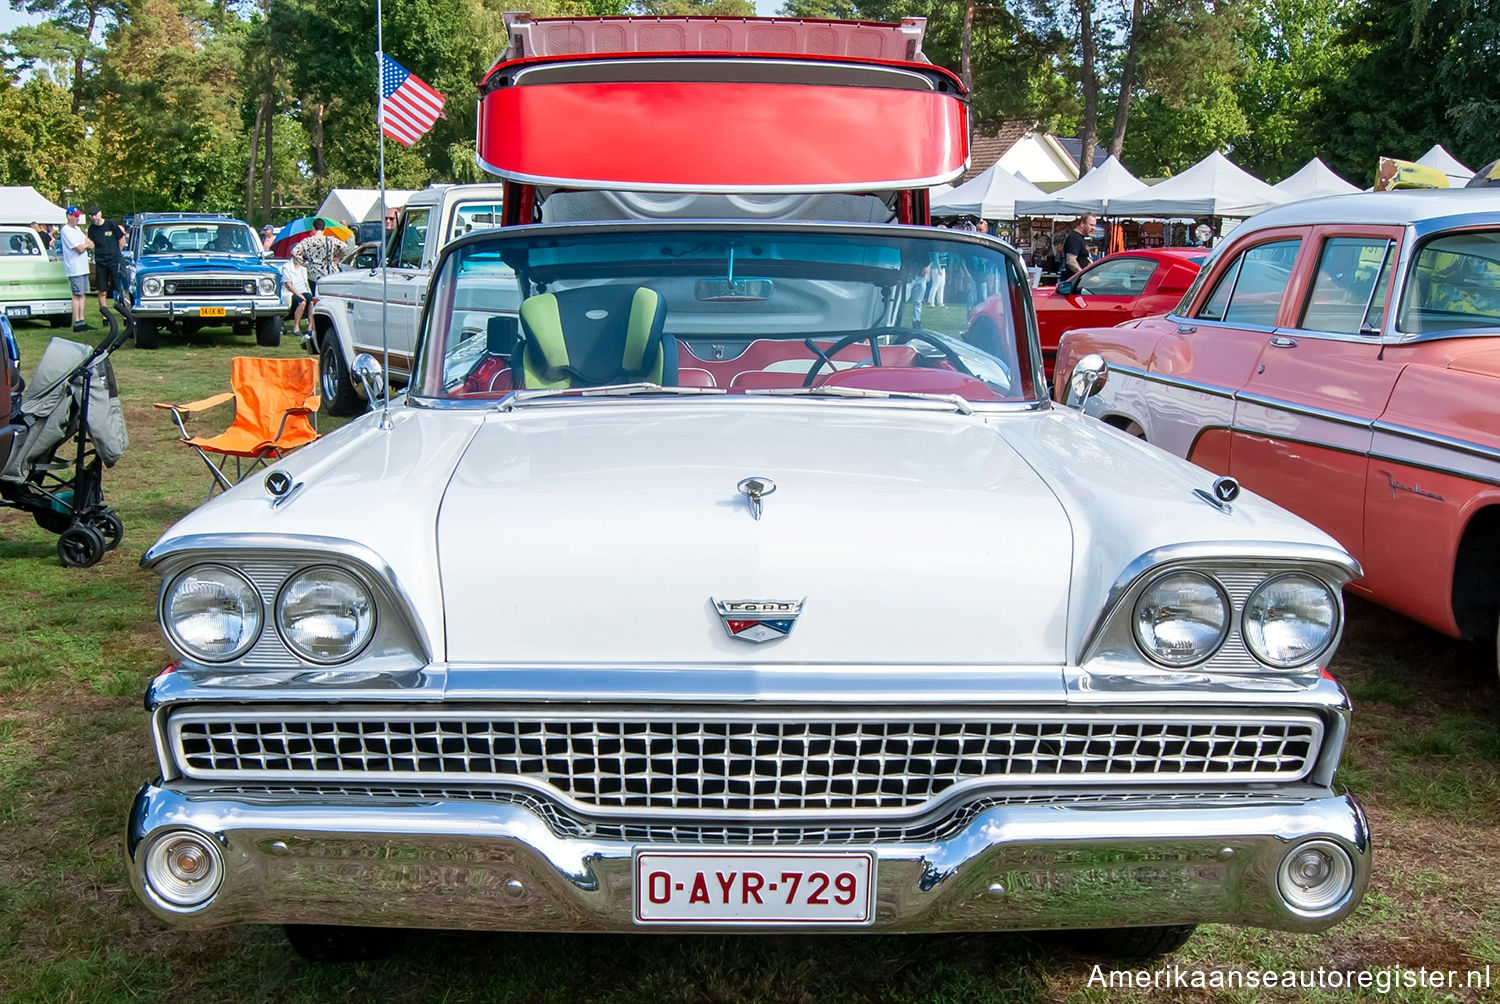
[{"left": 713, "top": 598, "right": 804, "bottom": 643}]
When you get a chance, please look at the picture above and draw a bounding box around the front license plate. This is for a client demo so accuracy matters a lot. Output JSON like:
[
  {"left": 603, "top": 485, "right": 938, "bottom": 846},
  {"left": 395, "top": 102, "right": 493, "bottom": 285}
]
[
  {"left": 198, "top": 306, "right": 226, "bottom": 317},
  {"left": 4, "top": 305, "right": 29, "bottom": 318},
  {"left": 634, "top": 851, "right": 875, "bottom": 925}
]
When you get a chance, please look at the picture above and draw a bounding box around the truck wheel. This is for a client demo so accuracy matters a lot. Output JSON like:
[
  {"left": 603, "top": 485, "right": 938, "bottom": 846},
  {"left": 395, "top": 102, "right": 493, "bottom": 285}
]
[
  {"left": 134, "top": 319, "right": 159, "bottom": 349},
  {"left": 255, "top": 315, "right": 282, "bottom": 347},
  {"left": 320, "top": 339, "right": 363, "bottom": 416},
  {"left": 283, "top": 924, "right": 405, "bottom": 962},
  {"left": 1078, "top": 925, "right": 1196, "bottom": 960}
]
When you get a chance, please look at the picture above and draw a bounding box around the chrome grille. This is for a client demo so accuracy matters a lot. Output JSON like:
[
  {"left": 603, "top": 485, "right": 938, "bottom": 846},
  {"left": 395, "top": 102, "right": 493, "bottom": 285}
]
[
  {"left": 169, "top": 708, "right": 1322, "bottom": 815},
  {"left": 166, "top": 277, "right": 255, "bottom": 296}
]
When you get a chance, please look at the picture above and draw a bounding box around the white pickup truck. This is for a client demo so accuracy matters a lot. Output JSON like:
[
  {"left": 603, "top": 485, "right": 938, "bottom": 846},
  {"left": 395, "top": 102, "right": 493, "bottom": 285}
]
[{"left": 311, "top": 183, "right": 508, "bottom": 415}]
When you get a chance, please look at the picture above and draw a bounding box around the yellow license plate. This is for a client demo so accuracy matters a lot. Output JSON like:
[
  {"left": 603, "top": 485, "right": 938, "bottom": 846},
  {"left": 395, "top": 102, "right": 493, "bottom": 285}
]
[{"left": 198, "top": 306, "right": 227, "bottom": 318}]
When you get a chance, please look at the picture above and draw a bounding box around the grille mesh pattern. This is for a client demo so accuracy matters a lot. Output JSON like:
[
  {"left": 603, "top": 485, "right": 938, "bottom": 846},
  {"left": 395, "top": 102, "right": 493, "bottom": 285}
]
[
  {"left": 172, "top": 711, "right": 1321, "bottom": 812},
  {"left": 167, "top": 277, "right": 255, "bottom": 296}
]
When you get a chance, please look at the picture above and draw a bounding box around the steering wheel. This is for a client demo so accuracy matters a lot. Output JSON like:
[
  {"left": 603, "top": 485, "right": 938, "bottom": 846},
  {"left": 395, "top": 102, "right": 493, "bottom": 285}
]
[
  {"left": 802, "top": 332, "right": 882, "bottom": 387},
  {"left": 870, "top": 326, "right": 980, "bottom": 379}
]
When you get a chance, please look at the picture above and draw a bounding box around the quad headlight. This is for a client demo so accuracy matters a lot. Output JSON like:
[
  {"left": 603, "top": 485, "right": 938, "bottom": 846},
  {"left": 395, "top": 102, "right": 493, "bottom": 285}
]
[
  {"left": 162, "top": 565, "right": 262, "bottom": 662},
  {"left": 142, "top": 277, "right": 162, "bottom": 296},
  {"left": 1243, "top": 573, "right": 1338, "bottom": 668},
  {"left": 256, "top": 275, "right": 277, "bottom": 295},
  {"left": 275, "top": 566, "right": 376, "bottom": 663},
  {"left": 1132, "top": 571, "right": 1230, "bottom": 666}
]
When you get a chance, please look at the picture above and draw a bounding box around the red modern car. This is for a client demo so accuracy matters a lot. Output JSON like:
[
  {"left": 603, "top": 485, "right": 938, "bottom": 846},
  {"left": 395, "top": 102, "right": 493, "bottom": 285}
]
[
  {"left": 1028, "top": 248, "right": 1205, "bottom": 375},
  {"left": 1055, "top": 189, "right": 1500, "bottom": 678}
]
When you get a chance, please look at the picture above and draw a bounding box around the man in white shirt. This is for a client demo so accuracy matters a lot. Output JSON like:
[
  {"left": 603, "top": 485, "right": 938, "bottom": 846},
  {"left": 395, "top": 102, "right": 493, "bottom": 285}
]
[{"left": 59, "top": 206, "right": 95, "bottom": 332}]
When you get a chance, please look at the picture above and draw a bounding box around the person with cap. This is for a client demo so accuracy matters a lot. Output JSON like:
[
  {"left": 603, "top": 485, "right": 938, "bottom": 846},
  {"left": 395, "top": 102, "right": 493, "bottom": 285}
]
[
  {"left": 86, "top": 205, "right": 128, "bottom": 316},
  {"left": 59, "top": 206, "right": 94, "bottom": 331},
  {"left": 261, "top": 224, "right": 277, "bottom": 252}
]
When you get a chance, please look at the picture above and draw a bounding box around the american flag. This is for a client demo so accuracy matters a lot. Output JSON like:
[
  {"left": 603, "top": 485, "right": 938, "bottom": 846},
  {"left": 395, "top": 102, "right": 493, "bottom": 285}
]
[{"left": 379, "top": 53, "right": 445, "bottom": 146}]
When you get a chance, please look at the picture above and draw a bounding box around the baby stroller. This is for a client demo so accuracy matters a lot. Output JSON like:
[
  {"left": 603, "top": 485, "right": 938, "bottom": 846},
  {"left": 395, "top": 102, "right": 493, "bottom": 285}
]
[{"left": 0, "top": 309, "right": 131, "bottom": 567}]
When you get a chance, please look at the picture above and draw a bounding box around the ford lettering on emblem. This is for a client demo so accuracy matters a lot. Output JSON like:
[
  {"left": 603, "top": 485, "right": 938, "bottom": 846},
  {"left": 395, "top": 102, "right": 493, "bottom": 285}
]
[{"left": 713, "top": 598, "right": 804, "bottom": 643}]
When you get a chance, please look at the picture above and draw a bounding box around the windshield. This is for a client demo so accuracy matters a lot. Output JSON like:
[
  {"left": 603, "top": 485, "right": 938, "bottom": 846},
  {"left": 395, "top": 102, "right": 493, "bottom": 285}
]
[
  {"left": 140, "top": 222, "right": 258, "bottom": 256},
  {"left": 416, "top": 228, "right": 1042, "bottom": 404}
]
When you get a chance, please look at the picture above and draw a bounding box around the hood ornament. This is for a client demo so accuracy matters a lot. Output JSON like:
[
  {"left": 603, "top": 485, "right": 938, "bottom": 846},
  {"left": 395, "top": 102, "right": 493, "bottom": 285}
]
[
  {"left": 737, "top": 476, "right": 776, "bottom": 520},
  {"left": 714, "top": 598, "right": 804, "bottom": 643}
]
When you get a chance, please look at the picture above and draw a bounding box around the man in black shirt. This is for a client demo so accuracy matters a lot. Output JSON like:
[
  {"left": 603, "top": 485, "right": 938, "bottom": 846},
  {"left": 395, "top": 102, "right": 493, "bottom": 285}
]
[
  {"left": 1061, "top": 213, "right": 1097, "bottom": 280},
  {"left": 86, "top": 205, "right": 128, "bottom": 312}
]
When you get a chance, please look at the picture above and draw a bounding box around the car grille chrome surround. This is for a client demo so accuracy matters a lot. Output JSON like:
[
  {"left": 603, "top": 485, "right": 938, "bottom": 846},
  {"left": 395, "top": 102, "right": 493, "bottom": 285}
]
[
  {"left": 166, "top": 277, "right": 257, "bottom": 297},
  {"left": 168, "top": 707, "right": 1324, "bottom": 817}
]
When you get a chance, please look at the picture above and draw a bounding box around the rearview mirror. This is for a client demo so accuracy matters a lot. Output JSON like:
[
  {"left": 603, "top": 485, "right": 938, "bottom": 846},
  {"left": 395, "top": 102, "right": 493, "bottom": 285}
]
[
  {"left": 352, "top": 353, "right": 386, "bottom": 409},
  {"left": 695, "top": 278, "right": 773, "bottom": 302},
  {"left": 1056, "top": 278, "right": 1077, "bottom": 295}
]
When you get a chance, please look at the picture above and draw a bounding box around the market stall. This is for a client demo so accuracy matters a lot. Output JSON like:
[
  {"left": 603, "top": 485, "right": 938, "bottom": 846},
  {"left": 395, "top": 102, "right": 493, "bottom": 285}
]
[{"left": 1273, "top": 158, "right": 1360, "bottom": 201}]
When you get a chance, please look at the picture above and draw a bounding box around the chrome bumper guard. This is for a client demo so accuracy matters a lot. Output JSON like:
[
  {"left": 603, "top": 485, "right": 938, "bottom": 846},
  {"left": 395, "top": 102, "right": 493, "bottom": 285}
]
[{"left": 127, "top": 784, "right": 1369, "bottom": 934}]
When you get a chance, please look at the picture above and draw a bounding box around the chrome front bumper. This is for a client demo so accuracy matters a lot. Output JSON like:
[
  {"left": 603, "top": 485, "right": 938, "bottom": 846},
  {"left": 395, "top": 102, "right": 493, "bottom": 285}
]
[
  {"left": 133, "top": 297, "right": 286, "bottom": 320},
  {"left": 127, "top": 784, "right": 1369, "bottom": 934}
]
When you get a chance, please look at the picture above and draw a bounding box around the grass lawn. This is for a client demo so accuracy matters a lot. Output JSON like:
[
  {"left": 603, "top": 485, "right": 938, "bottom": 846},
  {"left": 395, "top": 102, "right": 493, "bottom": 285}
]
[{"left": 1, "top": 316, "right": 1498, "bottom": 1002}]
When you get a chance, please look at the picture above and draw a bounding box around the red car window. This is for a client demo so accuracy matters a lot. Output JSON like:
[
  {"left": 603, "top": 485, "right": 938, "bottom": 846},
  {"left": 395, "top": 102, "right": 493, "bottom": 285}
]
[{"left": 1197, "top": 239, "right": 1301, "bottom": 326}]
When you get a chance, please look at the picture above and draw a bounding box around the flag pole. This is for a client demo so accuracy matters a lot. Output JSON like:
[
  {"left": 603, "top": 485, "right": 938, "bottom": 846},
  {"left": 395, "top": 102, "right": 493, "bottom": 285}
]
[{"left": 375, "top": 0, "right": 391, "bottom": 430}]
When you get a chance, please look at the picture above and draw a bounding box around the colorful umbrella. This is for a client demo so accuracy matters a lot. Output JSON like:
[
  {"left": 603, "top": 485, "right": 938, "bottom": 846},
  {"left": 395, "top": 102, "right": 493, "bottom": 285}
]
[{"left": 269, "top": 217, "right": 355, "bottom": 259}]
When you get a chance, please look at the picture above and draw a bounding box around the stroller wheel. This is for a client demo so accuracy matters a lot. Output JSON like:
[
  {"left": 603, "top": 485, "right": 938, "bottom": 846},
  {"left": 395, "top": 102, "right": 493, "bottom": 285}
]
[
  {"left": 90, "top": 511, "right": 124, "bottom": 551},
  {"left": 58, "top": 523, "right": 106, "bottom": 568}
]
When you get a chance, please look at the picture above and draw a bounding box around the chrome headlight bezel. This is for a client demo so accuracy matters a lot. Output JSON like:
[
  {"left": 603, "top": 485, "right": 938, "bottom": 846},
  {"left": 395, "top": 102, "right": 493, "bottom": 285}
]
[
  {"left": 1131, "top": 569, "right": 1232, "bottom": 667},
  {"left": 142, "top": 276, "right": 162, "bottom": 296},
  {"left": 1241, "top": 572, "right": 1339, "bottom": 669},
  {"left": 161, "top": 564, "right": 264, "bottom": 663},
  {"left": 256, "top": 275, "right": 277, "bottom": 295},
  {"left": 274, "top": 564, "right": 378, "bottom": 665}
]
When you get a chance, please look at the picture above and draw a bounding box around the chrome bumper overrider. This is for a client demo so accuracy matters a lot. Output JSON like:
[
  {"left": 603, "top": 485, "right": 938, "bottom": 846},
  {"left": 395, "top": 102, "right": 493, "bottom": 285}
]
[{"left": 127, "top": 784, "right": 1369, "bottom": 934}]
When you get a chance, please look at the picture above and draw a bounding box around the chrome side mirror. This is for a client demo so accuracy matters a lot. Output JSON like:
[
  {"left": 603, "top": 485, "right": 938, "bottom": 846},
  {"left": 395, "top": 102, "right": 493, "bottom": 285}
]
[
  {"left": 352, "top": 353, "right": 386, "bottom": 408},
  {"left": 1063, "top": 353, "right": 1108, "bottom": 408}
]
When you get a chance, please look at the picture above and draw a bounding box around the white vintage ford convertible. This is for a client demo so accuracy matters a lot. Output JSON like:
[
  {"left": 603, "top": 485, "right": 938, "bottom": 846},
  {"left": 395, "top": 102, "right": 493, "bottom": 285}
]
[{"left": 127, "top": 15, "right": 1369, "bottom": 961}]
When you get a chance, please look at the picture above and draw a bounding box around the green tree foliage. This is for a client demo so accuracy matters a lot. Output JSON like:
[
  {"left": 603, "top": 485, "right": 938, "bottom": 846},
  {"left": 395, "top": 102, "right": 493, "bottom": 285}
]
[
  {"left": 0, "top": 74, "right": 94, "bottom": 194},
  {"left": 1117, "top": 0, "right": 1248, "bottom": 175},
  {"left": 1231, "top": 0, "right": 1355, "bottom": 181},
  {"left": 1305, "top": 0, "right": 1498, "bottom": 184},
  {"left": 89, "top": 0, "right": 249, "bottom": 212}
]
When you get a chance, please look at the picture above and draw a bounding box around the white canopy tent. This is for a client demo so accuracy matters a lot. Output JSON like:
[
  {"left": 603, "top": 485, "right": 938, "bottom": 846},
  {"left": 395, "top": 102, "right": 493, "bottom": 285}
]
[
  {"left": 1273, "top": 158, "right": 1360, "bottom": 201},
  {"left": 0, "top": 186, "right": 67, "bottom": 225},
  {"left": 1108, "top": 151, "right": 1289, "bottom": 218},
  {"left": 1013, "top": 156, "right": 1147, "bottom": 217},
  {"left": 314, "top": 188, "right": 417, "bottom": 224},
  {"left": 1415, "top": 144, "right": 1472, "bottom": 187},
  {"left": 929, "top": 164, "right": 1045, "bottom": 219}
]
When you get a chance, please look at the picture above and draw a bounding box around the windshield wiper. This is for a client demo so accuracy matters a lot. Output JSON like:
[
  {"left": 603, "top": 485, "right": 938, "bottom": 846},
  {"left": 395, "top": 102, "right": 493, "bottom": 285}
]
[
  {"left": 743, "top": 385, "right": 974, "bottom": 415},
  {"left": 496, "top": 382, "right": 727, "bottom": 410}
]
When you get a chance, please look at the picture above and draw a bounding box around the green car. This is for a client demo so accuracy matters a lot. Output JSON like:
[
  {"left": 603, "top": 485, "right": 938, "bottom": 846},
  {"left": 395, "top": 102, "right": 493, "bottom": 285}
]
[{"left": 0, "top": 226, "right": 71, "bottom": 327}]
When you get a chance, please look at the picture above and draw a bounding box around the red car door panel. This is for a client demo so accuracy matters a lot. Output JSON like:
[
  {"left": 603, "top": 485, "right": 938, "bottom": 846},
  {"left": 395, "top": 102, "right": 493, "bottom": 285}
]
[{"left": 1231, "top": 226, "right": 1405, "bottom": 567}]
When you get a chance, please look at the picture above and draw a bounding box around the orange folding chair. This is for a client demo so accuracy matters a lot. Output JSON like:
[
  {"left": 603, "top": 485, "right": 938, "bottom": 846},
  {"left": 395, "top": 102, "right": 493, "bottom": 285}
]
[{"left": 156, "top": 356, "right": 321, "bottom": 500}]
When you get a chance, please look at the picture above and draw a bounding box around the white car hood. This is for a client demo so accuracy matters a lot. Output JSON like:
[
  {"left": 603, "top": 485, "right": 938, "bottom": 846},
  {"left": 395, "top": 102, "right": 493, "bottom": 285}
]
[{"left": 437, "top": 401, "right": 1073, "bottom": 665}]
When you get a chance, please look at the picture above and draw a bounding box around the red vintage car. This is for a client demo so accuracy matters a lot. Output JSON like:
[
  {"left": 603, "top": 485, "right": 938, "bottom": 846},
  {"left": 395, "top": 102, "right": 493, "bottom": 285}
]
[
  {"left": 978, "top": 248, "right": 1204, "bottom": 376},
  {"left": 1054, "top": 190, "right": 1500, "bottom": 678}
]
